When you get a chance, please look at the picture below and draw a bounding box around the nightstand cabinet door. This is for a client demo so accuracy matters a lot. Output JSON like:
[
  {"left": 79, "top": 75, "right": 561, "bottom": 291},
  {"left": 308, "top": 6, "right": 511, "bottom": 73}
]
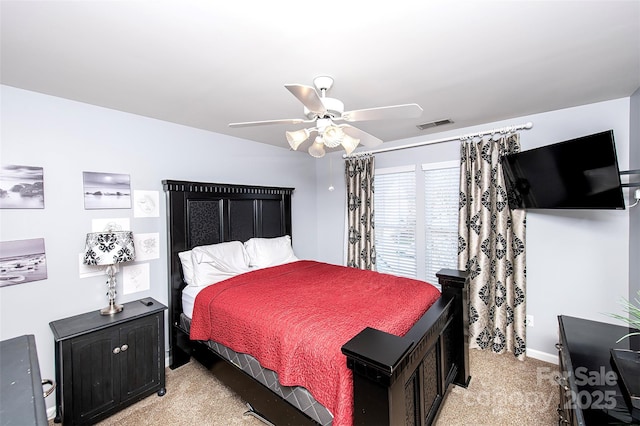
[
  {"left": 68, "top": 328, "right": 120, "bottom": 424},
  {"left": 118, "top": 315, "right": 161, "bottom": 401}
]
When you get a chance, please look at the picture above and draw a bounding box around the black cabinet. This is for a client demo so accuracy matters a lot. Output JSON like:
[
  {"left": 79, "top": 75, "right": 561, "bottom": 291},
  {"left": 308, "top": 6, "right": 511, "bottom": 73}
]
[
  {"left": 50, "top": 299, "right": 167, "bottom": 425},
  {"left": 556, "top": 315, "right": 639, "bottom": 425}
]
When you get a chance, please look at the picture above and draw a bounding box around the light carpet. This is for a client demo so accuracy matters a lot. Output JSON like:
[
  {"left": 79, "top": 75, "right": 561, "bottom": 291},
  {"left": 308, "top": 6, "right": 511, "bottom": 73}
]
[
  {"left": 436, "top": 349, "right": 558, "bottom": 425},
  {"left": 50, "top": 349, "right": 558, "bottom": 425}
]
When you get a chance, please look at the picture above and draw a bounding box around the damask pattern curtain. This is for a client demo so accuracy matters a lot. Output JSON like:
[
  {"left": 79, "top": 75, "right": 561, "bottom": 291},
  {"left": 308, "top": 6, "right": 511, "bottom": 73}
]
[
  {"left": 345, "top": 156, "right": 376, "bottom": 270},
  {"left": 458, "top": 133, "right": 527, "bottom": 359}
]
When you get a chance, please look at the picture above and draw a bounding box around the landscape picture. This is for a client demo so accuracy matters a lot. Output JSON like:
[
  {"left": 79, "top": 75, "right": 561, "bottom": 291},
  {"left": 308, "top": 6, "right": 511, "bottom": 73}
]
[
  {"left": 0, "top": 238, "right": 47, "bottom": 287},
  {"left": 83, "top": 171, "right": 131, "bottom": 209},
  {"left": 0, "top": 164, "right": 44, "bottom": 209}
]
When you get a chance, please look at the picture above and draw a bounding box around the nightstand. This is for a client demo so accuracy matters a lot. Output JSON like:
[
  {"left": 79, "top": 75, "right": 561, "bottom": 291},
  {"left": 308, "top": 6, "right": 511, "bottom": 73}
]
[{"left": 50, "top": 298, "right": 167, "bottom": 425}]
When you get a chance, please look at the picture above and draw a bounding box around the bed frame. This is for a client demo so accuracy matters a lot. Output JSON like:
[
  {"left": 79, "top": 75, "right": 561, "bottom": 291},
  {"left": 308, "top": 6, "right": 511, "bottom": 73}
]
[{"left": 163, "top": 180, "right": 470, "bottom": 426}]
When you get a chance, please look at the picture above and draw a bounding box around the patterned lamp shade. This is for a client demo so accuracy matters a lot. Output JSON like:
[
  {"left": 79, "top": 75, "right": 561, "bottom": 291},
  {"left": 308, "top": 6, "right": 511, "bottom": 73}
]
[
  {"left": 83, "top": 231, "right": 135, "bottom": 266},
  {"left": 83, "top": 230, "right": 135, "bottom": 315}
]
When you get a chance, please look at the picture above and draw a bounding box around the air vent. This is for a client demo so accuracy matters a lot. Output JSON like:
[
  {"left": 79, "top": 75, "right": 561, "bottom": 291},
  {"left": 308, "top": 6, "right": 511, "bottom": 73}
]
[{"left": 417, "top": 119, "right": 453, "bottom": 130}]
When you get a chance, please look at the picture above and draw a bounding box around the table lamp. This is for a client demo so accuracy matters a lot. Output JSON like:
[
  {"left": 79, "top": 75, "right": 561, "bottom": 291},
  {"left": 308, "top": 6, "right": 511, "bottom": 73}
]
[{"left": 83, "top": 230, "right": 135, "bottom": 315}]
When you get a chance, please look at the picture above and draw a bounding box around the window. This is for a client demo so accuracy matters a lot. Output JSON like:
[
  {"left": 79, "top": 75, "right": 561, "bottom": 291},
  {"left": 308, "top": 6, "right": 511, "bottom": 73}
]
[
  {"left": 374, "top": 166, "right": 416, "bottom": 279},
  {"left": 373, "top": 162, "right": 459, "bottom": 287},
  {"left": 423, "top": 162, "right": 460, "bottom": 285}
]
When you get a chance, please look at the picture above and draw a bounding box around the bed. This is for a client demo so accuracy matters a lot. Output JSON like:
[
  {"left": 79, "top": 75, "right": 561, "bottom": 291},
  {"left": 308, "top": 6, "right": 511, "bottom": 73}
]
[{"left": 163, "top": 180, "right": 470, "bottom": 426}]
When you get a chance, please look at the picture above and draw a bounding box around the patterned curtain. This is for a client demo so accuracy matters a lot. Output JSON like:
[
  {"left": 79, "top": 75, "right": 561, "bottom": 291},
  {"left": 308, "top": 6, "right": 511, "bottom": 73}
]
[
  {"left": 345, "top": 156, "right": 376, "bottom": 270},
  {"left": 458, "top": 133, "right": 527, "bottom": 359}
]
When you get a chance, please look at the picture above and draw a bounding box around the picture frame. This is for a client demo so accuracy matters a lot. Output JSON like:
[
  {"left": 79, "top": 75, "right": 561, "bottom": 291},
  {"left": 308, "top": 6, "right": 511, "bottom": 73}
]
[
  {"left": 0, "top": 238, "right": 48, "bottom": 286},
  {"left": 0, "top": 164, "right": 44, "bottom": 209},
  {"left": 83, "top": 171, "right": 131, "bottom": 209}
]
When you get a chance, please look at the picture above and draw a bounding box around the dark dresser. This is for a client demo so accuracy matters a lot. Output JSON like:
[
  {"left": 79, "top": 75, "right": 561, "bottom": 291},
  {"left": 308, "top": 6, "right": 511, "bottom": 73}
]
[
  {"left": 556, "top": 315, "right": 639, "bottom": 425},
  {"left": 0, "top": 334, "right": 51, "bottom": 426},
  {"left": 49, "top": 298, "right": 166, "bottom": 425}
]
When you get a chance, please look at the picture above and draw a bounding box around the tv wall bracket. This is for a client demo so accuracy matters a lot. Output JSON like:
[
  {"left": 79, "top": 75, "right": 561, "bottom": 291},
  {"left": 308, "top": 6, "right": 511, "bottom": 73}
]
[{"left": 620, "top": 169, "right": 640, "bottom": 188}]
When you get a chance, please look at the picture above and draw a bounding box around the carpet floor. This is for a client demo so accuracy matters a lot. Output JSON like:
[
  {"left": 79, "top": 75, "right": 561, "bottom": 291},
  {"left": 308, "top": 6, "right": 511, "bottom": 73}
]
[
  {"left": 436, "top": 349, "right": 558, "bottom": 425},
  {"left": 52, "top": 349, "right": 558, "bottom": 425}
]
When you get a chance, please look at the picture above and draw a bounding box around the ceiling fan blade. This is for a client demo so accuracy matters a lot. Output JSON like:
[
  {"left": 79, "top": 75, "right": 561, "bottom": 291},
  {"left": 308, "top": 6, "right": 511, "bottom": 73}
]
[
  {"left": 229, "top": 118, "right": 307, "bottom": 128},
  {"left": 342, "top": 103, "right": 423, "bottom": 122},
  {"left": 285, "top": 84, "right": 327, "bottom": 115},
  {"left": 341, "top": 125, "right": 383, "bottom": 147}
]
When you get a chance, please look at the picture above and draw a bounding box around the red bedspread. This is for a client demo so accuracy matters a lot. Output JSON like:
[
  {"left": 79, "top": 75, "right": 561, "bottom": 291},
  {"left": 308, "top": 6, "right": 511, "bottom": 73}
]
[{"left": 190, "top": 260, "right": 440, "bottom": 426}]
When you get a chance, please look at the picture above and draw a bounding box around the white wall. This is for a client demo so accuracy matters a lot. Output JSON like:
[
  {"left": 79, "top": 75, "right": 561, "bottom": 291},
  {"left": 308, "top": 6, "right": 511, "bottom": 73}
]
[
  {"left": 316, "top": 97, "right": 632, "bottom": 361},
  {"left": 0, "top": 85, "right": 319, "bottom": 415}
]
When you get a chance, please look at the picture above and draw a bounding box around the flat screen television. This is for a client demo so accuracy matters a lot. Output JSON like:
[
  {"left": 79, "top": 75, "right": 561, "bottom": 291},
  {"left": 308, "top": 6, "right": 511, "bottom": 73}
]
[{"left": 501, "top": 130, "right": 625, "bottom": 210}]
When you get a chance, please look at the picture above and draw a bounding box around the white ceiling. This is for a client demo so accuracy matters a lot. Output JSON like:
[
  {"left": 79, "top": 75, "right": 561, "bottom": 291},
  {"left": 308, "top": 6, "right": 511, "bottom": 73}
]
[{"left": 1, "top": 1, "right": 639, "bottom": 154}]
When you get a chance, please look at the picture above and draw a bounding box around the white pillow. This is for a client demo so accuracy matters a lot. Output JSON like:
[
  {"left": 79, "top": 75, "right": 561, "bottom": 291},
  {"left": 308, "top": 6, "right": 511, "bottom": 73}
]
[
  {"left": 244, "top": 235, "right": 298, "bottom": 269},
  {"left": 178, "top": 250, "right": 194, "bottom": 286},
  {"left": 191, "top": 241, "right": 250, "bottom": 287}
]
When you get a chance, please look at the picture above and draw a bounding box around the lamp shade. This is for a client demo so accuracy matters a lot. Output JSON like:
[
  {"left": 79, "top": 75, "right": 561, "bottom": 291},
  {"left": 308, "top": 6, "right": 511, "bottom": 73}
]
[
  {"left": 323, "top": 125, "right": 344, "bottom": 148},
  {"left": 341, "top": 134, "right": 361, "bottom": 155},
  {"left": 83, "top": 231, "right": 135, "bottom": 266},
  {"left": 308, "top": 137, "right": 326, "bottom": 158},
  {"left": 285, "top": 129, "right": 310, "bottom": 150}
]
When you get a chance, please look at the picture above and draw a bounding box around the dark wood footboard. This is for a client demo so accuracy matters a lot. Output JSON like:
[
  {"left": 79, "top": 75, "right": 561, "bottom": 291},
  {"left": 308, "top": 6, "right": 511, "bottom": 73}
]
[{"left": 342, "top": 268, "right": 470, "bottom": 426}]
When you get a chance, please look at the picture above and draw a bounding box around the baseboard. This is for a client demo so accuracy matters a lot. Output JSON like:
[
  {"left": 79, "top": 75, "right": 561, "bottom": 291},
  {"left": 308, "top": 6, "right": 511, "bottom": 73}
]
[{"left": 526, "top": 348, "right": 557, "bottom": 364}]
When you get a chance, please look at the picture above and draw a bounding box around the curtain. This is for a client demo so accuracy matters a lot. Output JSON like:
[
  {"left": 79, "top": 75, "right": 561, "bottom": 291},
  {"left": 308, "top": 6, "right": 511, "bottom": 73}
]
[
  {"left": 345, "top": 156, "right": 376, "bottom": 270},
  {"left": 458, "top": 133, "right": 527, "bottom": 359}
]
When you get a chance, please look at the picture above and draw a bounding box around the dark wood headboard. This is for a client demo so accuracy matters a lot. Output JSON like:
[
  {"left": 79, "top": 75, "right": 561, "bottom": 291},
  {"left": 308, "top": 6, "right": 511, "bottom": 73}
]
[{"left": 162, "top": 180, "right": 294, "bottom": 365}]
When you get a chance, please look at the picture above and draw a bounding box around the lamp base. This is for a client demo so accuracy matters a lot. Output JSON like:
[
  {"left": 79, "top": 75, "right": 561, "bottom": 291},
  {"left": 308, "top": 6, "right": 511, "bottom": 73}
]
[{"left": 100, "top": 302, "right": 124, "bottom": 315}]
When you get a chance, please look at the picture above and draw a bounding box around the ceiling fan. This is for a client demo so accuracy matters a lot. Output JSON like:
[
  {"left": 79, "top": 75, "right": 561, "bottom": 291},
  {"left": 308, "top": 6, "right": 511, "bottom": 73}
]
[{"left": 229, "top": 76, "right": 423, "bottom": 158}]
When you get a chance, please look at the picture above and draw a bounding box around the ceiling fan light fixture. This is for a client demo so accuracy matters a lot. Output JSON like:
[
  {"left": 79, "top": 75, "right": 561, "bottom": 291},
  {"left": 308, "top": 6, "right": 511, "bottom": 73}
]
[
  {"left": 308, "top": 136, "right": 326, "bottom": 158},
  {"left": 341, "top": 134, "right": 360, "bottom": 155},
  {"left": 231, "top": 77, "right": 420, "bottom": 158},
  {"left": 285, "top": 128, "right": 310, "bottom": 150}
]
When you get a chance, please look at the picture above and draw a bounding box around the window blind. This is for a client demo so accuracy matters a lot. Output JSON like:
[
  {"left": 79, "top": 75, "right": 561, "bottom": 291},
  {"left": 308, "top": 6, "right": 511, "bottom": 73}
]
[
  {"left": 374, "top": 170, "right": 417, "bottom": 278},
  {"left": 424, "top": 164, "right": 459, "bottom": 286}
]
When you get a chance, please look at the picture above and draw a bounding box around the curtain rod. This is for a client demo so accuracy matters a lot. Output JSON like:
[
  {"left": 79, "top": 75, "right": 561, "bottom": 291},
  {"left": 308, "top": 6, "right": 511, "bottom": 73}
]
[{"left": 343, "top": 121, "right": 534, "bottom": 158}]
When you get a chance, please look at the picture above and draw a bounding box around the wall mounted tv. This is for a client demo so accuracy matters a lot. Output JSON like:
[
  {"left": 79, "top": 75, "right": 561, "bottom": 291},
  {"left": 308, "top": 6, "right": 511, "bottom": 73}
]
[{"left": 501, "top": 130, "right": 625, "bottom": 210}]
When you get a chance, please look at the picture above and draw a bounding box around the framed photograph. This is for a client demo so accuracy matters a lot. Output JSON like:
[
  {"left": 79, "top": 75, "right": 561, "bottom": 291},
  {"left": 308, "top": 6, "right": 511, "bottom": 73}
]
[
  {"left": 83, "top": 171, "right": 131, "bottom": 209},
  {"left": 0, "top": 164, "right": 44, "bottom": 209},
  {"left": 0, "top": 238, "right": 48, "bottom": 287}
]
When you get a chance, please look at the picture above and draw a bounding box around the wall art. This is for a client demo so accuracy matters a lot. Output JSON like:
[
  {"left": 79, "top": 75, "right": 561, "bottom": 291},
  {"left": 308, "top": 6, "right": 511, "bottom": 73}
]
[
  {"left": 0, "top": 238, "right": 47, "bottom": 286},
  {"left": 83, "top": 171, "right": 131, "bottom": 209},
  {"left": 0, "top": 164, "right": 44, "bottom": 209},
  {"left": 122, "top": 263, "right": 150, "bottom": 295},
  {"left": 133, "top": 190, "right": 159, "bottom": 218},
  {"left": 91, "top": 217, "right": 131, "bottom": 233},
  {"left": 78, "top": 253, "right": 104, "bottom": 278},
  {"left": 133, "top": 232, "right": 160, "bottom": 261}
]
